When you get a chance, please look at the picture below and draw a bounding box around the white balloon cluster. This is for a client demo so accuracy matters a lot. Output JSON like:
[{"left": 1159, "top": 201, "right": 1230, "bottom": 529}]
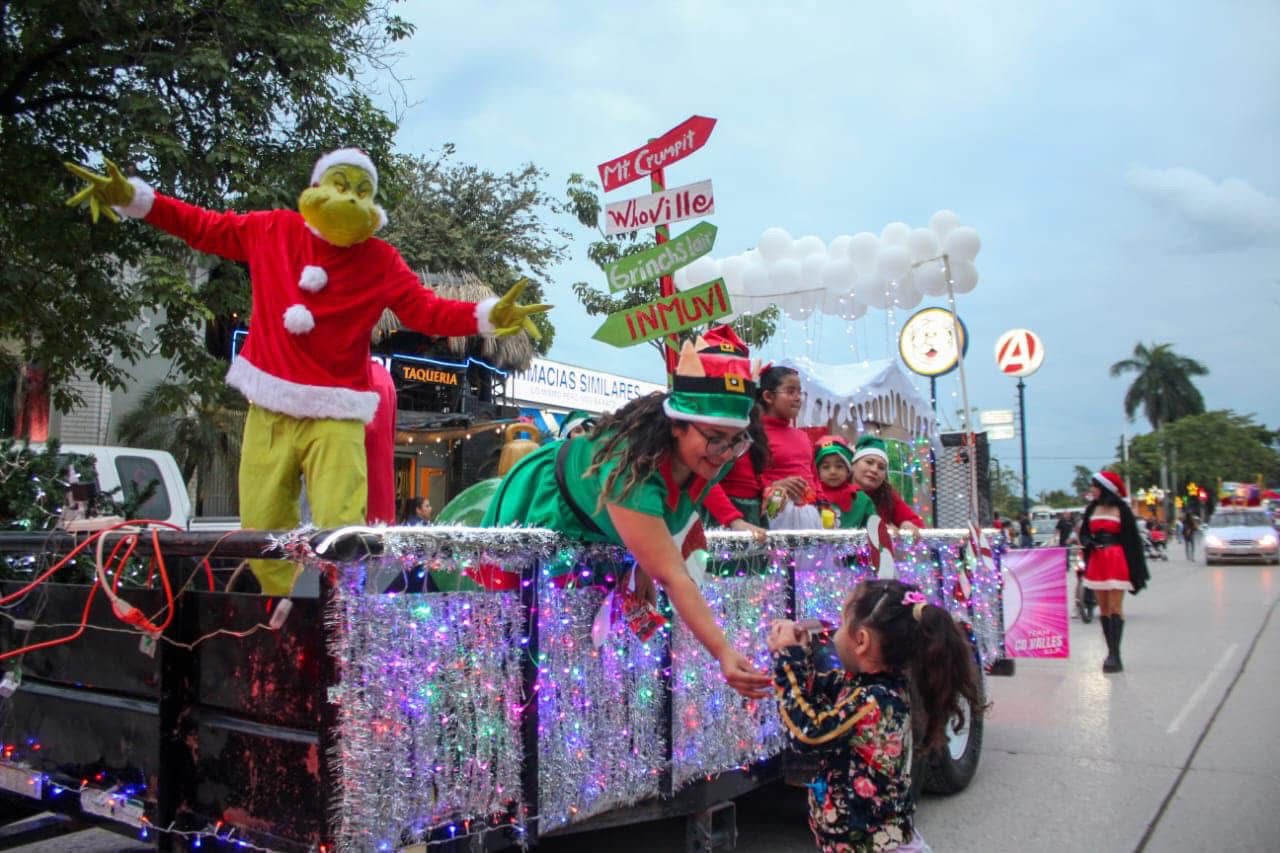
[{"left": 672, "top": 210, "right": 981, "bottom": 321}]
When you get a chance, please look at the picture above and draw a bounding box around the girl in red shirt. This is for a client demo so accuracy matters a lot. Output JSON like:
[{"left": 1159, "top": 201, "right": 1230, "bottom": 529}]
[{"left": 758, "top": 366, "right": 821, "bottom": 529}]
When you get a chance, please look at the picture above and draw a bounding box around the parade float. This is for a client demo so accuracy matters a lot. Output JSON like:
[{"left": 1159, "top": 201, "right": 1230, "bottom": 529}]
[
  {"left": 0, "top": 523, "right": 1005, "bottom": 852},
  {"left": 0, "top": 115, "right": 1016, "bottom": 852}
]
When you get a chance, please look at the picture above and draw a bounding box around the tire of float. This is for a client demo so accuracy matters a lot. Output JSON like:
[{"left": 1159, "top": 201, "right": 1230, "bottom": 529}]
[{"left": 922, "top": 676, "right": 985, "bottom": 795}]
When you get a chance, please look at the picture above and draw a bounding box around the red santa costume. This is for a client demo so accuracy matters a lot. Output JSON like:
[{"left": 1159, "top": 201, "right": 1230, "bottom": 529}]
[{"left": 115, "top": 149, "right": 498, "bottom": 594}]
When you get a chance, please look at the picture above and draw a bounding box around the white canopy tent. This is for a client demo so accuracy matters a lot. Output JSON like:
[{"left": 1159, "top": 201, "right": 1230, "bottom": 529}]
[{"left": 779, "top": 356, "right": 938, "bottom": 443}]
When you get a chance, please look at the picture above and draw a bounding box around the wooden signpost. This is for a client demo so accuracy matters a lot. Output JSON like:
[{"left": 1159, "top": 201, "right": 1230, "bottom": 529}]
[
  {"left": 595, "top": 115, "right": 720, "bottom": 379},
  {"left": 597, "top": 115, "right": 717, "bottom": 192},
  {"left": 602, "top": 179, "right": 714, "bottom": 236},
  {"left": 604, "top": 222, "right": 717, "bottom": 292},
  {"left": 592, "top": 278, "right": 732, "bottom": 347}
]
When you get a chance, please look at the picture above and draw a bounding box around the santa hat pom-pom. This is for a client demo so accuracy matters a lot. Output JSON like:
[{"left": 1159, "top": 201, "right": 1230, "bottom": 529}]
[
  {"left": 299, "top": 265, "right": 328, "bottom": 292},
  {"left": 283, "top": 304, "right": 316, "bottom": 334}
]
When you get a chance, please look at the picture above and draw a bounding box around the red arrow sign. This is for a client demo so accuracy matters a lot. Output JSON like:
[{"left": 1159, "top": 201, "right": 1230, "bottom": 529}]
[{"left": 598, "top": 115, "right": 717, "bottom": 192}]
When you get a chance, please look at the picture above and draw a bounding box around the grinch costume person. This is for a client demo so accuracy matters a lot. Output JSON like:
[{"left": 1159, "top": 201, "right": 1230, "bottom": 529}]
[
  {"left": 481, "top": 340, "right": 773, "bottom": 700},
  {"left": 67, "top": 151, "right": 548, "bottom": 594}
]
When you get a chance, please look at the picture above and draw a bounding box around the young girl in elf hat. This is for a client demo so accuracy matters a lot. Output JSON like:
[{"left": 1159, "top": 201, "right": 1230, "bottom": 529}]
[
  {"left": 814, "top": 435, "right": 875, "bottom": 529},
  {"left": 1080, "top": 470, "right": 1149, "bottom": 672},
  {"left": 849, "top": 435, "right": 924, "bottom": 534},
  {"left": 769, "top": 579, "right": 983, "bottom": 852},
  {"left": 758, "top": 366, "right": 821, "bottom": 529},
  {"left": 482, "top": 341, "right": 773, "bottom": 699}
]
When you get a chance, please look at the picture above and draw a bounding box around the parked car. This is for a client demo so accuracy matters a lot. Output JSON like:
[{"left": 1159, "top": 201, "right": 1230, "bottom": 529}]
[{"left": 1203, "top": 509, "right": 1280, "bottom": 565}]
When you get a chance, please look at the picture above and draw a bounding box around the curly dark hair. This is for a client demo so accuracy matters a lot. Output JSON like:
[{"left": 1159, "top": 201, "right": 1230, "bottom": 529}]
[
  {"left": 842, "top": 579, "right": 986, "bottom": 751},
  {"left": 585, "top": 392, "right": 680, "bottom": 513}
]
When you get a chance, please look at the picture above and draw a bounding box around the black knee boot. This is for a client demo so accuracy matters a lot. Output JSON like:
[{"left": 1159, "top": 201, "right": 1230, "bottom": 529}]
[{"left": 1102, "top": 615, "right": 1123, "bottom": 673}]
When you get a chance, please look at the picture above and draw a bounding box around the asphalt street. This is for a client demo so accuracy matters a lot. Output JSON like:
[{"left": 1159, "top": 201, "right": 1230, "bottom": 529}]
[
  {"left": 6, "top": 548, "right": 1278, "bottom": 852},
  {"left": 538, "top": 546, "right": 1280, "bottom": 852}
]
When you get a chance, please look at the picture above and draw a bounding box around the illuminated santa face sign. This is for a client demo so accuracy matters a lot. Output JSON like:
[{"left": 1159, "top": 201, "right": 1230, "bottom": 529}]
[{"left": 899, "top": 307, "right": 968, "bottom": 377}]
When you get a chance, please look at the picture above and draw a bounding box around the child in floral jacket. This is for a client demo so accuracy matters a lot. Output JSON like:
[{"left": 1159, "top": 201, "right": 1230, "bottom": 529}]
[{"left": 770, "top": 579, "right": 983, "bottom": 852}]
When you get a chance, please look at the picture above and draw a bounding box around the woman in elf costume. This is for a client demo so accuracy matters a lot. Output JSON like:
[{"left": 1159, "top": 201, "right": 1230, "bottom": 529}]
[
  {"left": 813, "top": 435, "right": 875, "bottom": 529},
  {"left": 482, "top": 340, "right": 773, "bottom": 699},
  {"left": 65, "top": 151, "right": 548, "bottom": 594},
  {"left": 848, "top": 435, "right": 923, "bottom": 533}
]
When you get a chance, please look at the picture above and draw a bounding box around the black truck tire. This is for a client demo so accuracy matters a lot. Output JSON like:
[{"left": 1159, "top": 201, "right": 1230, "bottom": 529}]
[{"left": 922, "top": 686, "right": 985, "bottom": 794}]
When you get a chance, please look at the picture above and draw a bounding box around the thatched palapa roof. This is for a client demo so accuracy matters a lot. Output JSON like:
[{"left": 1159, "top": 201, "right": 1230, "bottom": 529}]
[{"left": 372, "top": 270, "right": 535, "bottom": 372}]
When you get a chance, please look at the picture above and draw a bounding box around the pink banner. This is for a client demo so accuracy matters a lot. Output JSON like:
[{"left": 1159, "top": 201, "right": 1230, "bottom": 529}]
[{"left": 1002, "top": 547, "right": 1069, "bottom": 658}]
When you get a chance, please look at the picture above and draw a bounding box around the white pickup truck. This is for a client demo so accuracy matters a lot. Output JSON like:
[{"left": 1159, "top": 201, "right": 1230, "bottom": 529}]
[{"left": 33, "top": 443, "right": 233, "bottom": 530}]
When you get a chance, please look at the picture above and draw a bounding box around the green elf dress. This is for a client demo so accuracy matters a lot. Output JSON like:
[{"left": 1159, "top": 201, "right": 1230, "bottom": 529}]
[
  {"left": 479, "top": 336, "right": 757, "bottom": 620},
  {"left": 481, "top": 431, "right": 718, "bottom": 555}
]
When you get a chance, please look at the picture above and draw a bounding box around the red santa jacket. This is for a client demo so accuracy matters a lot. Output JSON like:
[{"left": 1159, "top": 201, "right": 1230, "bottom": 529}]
[{"left": 135, "top": 187, "right": 495, "bottom": 422}]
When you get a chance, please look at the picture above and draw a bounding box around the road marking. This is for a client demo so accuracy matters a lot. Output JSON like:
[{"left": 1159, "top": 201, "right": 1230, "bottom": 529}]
[{"left": 1166, "top": 643, "right": 1239, "bottom": 734}]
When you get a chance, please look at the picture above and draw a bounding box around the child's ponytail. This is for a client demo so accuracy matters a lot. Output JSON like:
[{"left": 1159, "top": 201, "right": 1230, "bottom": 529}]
[
  {"left": 910, "top": 603, "right": 983, "bottom": 751},
  {"left": 842, "top": 579, "right": 986, "bottom": 751}
]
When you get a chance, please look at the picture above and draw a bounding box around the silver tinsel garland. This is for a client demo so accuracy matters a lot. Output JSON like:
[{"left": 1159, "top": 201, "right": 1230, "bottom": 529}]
[
  {"left": 671, "top": 571, "right": 788, "bottom": 788},
  {"left": 312, "top": 526, "right": 1003, "bottom": 848}
]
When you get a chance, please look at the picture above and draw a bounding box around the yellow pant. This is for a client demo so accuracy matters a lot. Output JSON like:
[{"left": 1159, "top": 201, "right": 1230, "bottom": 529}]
[{"left": 239, "top": 405, "right": 367, "bottom": 595}]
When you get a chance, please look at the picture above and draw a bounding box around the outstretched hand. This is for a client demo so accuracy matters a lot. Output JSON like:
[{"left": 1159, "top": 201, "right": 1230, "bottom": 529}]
[
  {"left": 719, "top": 648, "right": 774, "bottom": 699},
  {"left": 64, "top": 159, "right": 135, "bottom": 224},
  {"left": 488, "top": 279, "right": 551, "bottom": 340}
]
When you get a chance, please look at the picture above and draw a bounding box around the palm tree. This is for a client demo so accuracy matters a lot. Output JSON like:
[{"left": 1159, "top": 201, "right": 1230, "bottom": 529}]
[{"left": 1109, "top": 343, "right": 1208, "bottom": 430}]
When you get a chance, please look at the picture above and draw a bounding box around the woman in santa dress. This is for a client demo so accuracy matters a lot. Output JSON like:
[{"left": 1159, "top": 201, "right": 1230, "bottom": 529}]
[{"left": 1080, "top": 470, "right": 1149, "bottom": 673}]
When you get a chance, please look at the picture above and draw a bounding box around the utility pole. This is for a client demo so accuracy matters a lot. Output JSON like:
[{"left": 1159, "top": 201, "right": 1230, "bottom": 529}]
[{"left": 1017, "top": 378, "right": 1029, "bottom": 515}]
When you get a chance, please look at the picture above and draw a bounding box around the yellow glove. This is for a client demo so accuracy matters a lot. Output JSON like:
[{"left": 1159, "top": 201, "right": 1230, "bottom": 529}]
[
  {"left": 487, "top": 279, "right": 551, "bottom": 340},
  {"left": 64, "top": 159, "right": 135, "bottom": 224}
]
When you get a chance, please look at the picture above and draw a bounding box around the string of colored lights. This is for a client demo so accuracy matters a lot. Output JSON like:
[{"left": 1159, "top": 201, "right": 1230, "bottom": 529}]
[
  {"left": 1, "top": 525, "right": 1003, "bottom": 850},
  {"left": 316, "top": 526, "right": 1001, "bottom": 849}
]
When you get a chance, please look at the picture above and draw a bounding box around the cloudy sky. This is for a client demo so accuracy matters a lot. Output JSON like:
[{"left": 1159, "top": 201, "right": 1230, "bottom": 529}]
[{"left": 374, "top": 0, "right": 1279, "bottom": 495}]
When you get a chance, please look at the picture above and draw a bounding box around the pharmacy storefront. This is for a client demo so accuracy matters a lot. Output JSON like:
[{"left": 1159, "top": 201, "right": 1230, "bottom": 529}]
[{"left": 504, "top": 357, "right": 665, "bottom": 434}]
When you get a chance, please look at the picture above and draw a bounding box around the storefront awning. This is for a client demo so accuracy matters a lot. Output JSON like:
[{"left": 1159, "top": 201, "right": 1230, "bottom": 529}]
[{"left": 394, "top": 415, "right": 515, "bottom": 446}]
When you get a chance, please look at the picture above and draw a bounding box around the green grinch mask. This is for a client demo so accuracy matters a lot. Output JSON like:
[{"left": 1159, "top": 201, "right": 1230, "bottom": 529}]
[{"left": 297, "top": 164, "right": 383, "bottom": 247}]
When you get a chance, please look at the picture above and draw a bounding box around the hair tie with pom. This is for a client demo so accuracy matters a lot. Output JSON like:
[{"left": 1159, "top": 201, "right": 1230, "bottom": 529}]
[{"left": 903, "top": 590, "right": 928, "bottom": 621}]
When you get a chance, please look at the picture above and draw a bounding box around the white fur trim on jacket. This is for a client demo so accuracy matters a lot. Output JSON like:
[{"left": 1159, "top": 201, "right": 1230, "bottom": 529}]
[
  {"left": 475, "top": 296, "right": 500, "bottom": 335},
  {"left": 311, "top": 148, "right": 378, "bottom": 192},
  {"left": 283, "top": 304, "right": 316, "bottom": 334},
  {"left": 298, "top": 265, "right": 328, "bottom": 292},
  {"left": 116, "top": 178, "right": 155, "bottom": 219},
  {"left": 227, "top": 356, "right": 380, "bottom": 423}
]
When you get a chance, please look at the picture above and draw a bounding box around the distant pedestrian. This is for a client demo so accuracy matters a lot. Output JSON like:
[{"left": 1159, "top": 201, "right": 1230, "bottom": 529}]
[
  {"left": 1055, "top": 512, "right": 1075, "bottom": 547},
  {"left": 1081, "top": 471, "right": 1149, "bottom": 673},
  {"left": 1182, "top": 511, "right": 1199, "bottom": 559},
  {"left": 1018, "top": 512, "right": 1034, "bottom": 548},
  {"left": 402, "top": 495, "right": 433, "bottom": 526},
  {"left": 769, "top": 579, "right": 982, "bottom": 852}
]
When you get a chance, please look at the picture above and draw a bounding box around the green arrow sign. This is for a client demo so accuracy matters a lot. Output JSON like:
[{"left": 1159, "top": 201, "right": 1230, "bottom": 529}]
[
  {"left": 604, "top": 222, "right": 718, "bottom": 292},
  {"left": 592, "top": 278, "right": 733, "bottom": 347}
]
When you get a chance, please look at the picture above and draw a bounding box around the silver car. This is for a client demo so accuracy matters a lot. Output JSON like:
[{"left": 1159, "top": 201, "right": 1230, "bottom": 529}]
[{"left": 1203, "top": 509, "right": 1280, "bottom": 565}]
